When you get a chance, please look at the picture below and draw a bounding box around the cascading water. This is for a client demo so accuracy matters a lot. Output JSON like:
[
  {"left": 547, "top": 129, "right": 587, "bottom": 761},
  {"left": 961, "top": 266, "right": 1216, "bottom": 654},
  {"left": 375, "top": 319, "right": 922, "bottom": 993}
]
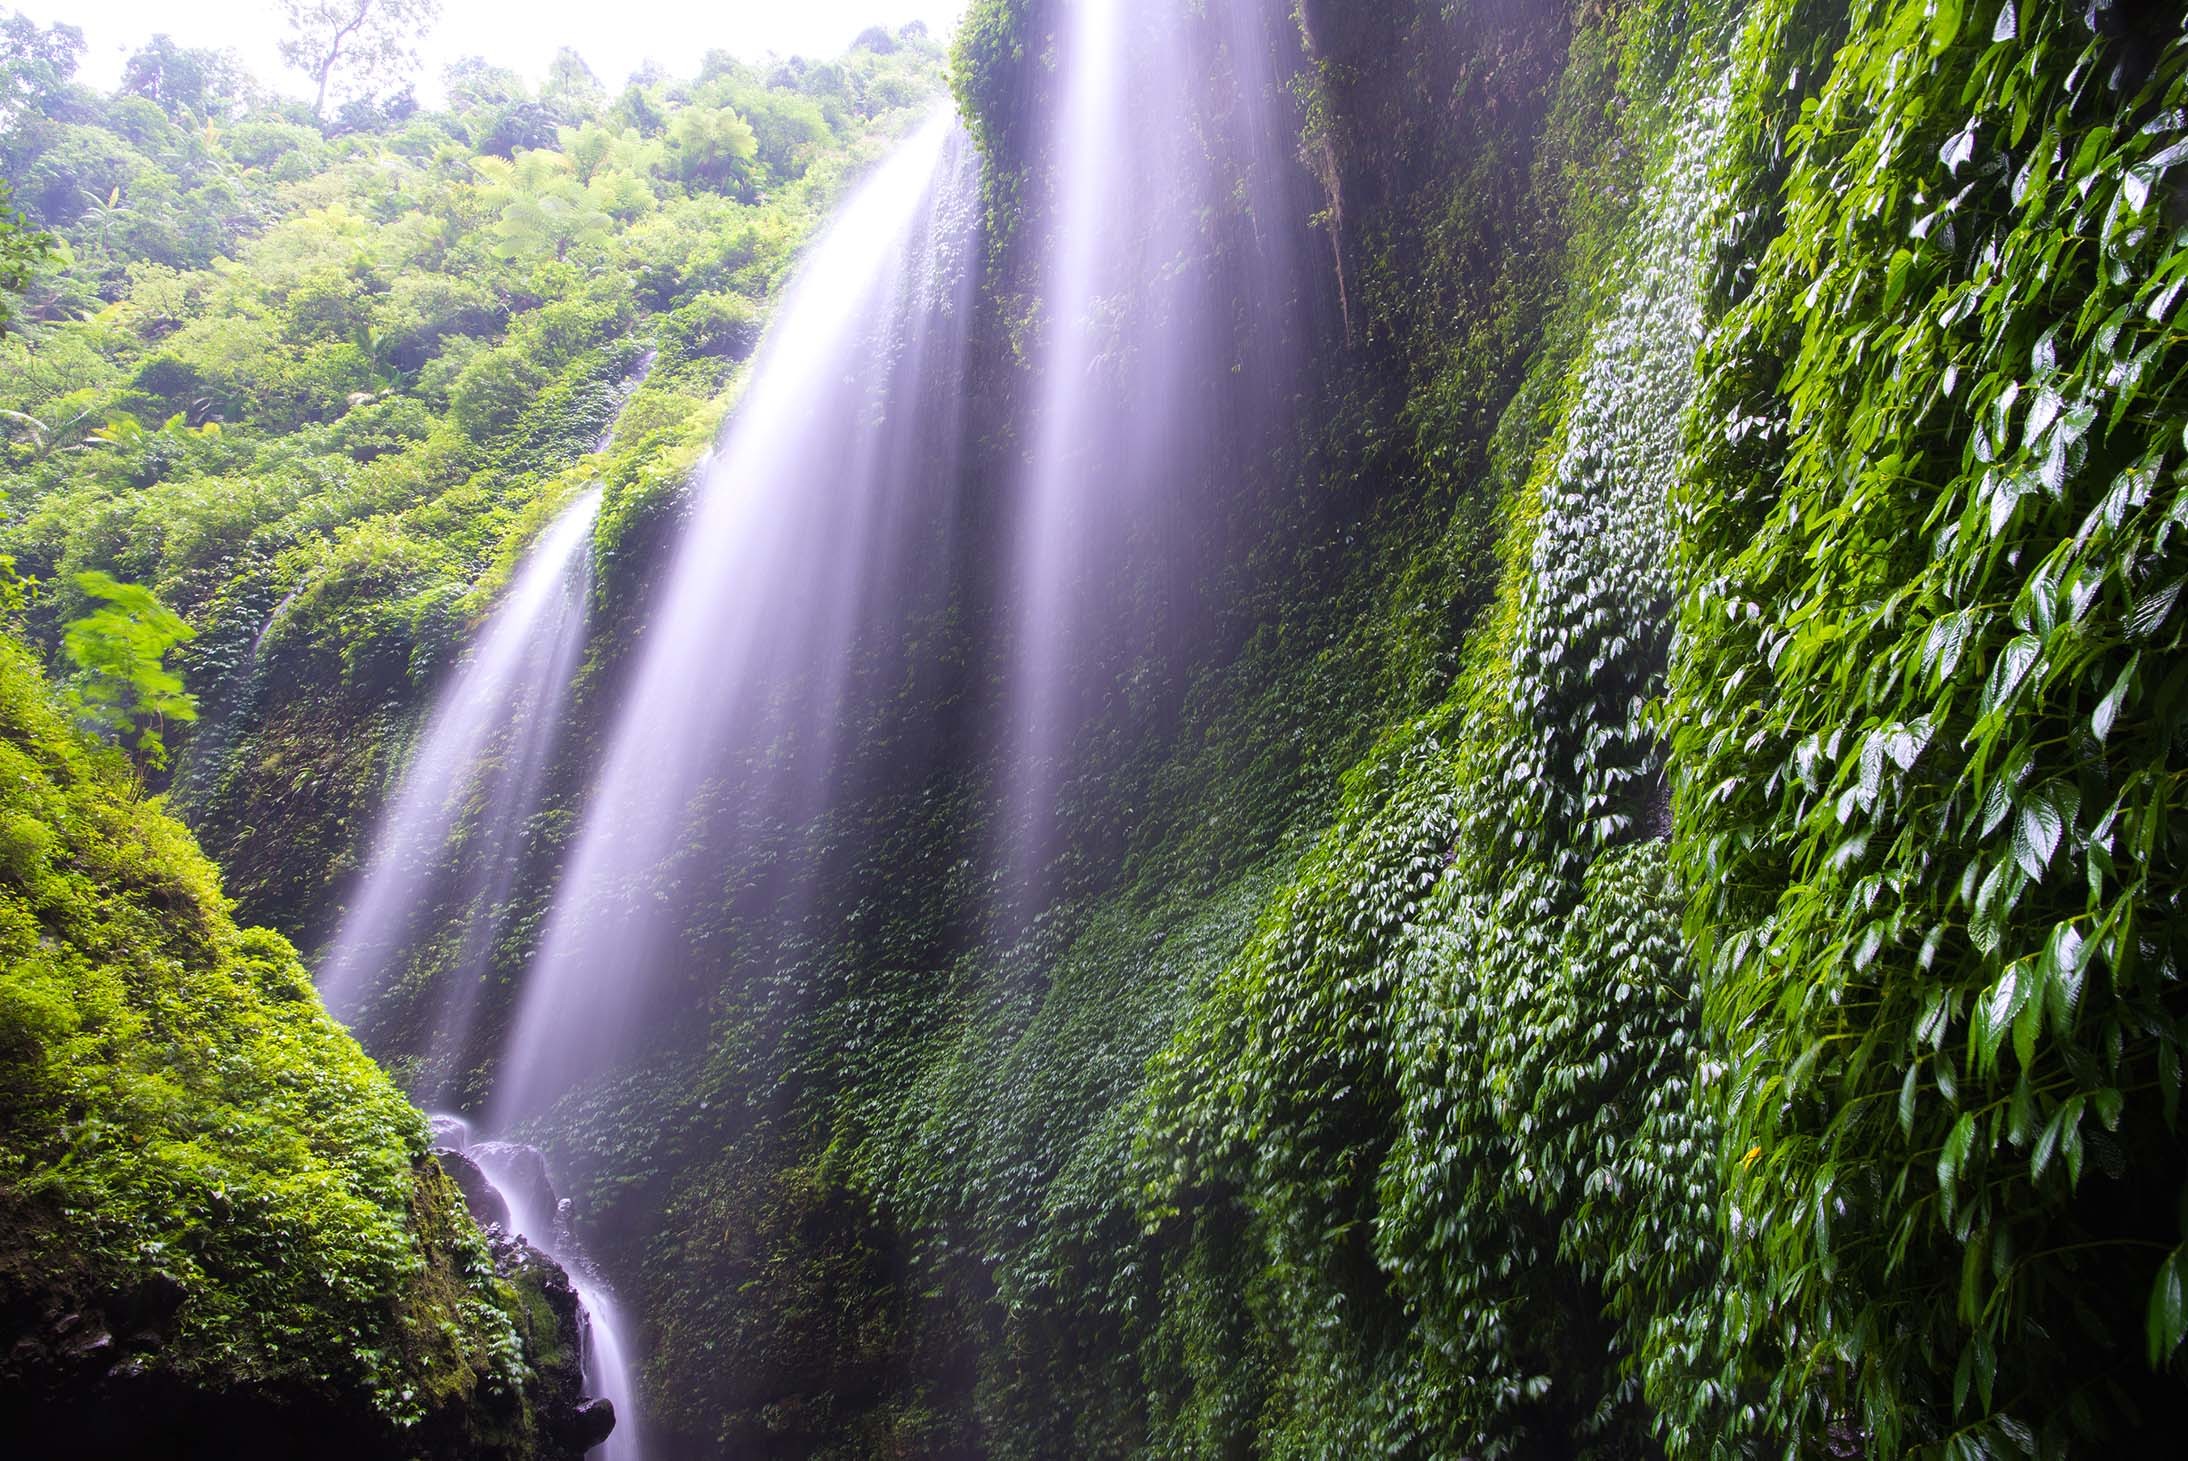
[
  {"left": 309, "top": 484, "right": 632, "bottom": 1444},
  {"left": 492, "top": 110, "right": 981, "bottom": 1124},
  {"left": 316, "top": 488, "right": 599, "bottom": 1092},
  {"left": 998, "top": 0, "right": 1316, "bottom": 901},
  {"left": 428, "top": 1116, "right": 638, "bottom": 1461}
]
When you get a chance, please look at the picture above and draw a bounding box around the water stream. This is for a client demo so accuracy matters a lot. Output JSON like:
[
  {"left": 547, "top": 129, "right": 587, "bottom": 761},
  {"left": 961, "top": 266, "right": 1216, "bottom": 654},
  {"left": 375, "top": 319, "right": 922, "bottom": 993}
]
[
  {"left": 430, "top": 1115, "right": 639, "bottom": 1461},
  {"left": 316, "top": 109, "right": 985, "bottom": 1461},
  {"left": 493, "top": 109, "right": 981, "bottom": 1124},
  {"left": 314, "top": 23, "right": 1314, "bottom": 1445},
  {"left": 315, "top": 487, "right": 599, "bottom": 1086},
  {"left": 999, "top": 0, "right": 1314, "bottom": 903}
]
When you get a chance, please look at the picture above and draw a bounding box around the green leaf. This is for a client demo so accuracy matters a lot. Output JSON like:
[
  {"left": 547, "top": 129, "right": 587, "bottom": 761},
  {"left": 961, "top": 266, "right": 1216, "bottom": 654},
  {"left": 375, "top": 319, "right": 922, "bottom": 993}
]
[
  {"left": 1928, "top": 0, "right": 1963, "bottom": 51},
  {"left": 2148, "top": 1247, "right": 2187, "bottom": 1366},
  {"left": 2093, "top": 652, "right": 2139, "bottom": 742},
  {"left": 2013, "top": 794, "right": 2064, "bottom": 880},
  {"left": 2040, "top": 921, "right": 2087, "bottom": 1033},
  {"left": 2012, "top": 975, "right": 2043, "bottom": 1069},
  {"left": 1885, "top": 248, "right": 1914, "bottom": 309},
  {"left": 2031, "top": 1099, "right": 2069, "bottom": 1181},
  {"left": 1940, "top": 1110, "right": 1977, "bottom": 1192},
  {"left": 1981, "top": 634, "right": 2040, "bottom": 714},
  {"left": 2130, "top": 580, "right": 2181, "bottom": 640},
  {"left": 1976, "top": 960, "right": 2034, "bottom": 1068}
]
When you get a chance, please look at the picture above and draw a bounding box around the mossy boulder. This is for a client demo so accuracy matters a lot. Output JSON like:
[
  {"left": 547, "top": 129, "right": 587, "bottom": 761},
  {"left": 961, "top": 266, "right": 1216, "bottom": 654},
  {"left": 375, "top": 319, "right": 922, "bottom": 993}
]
[{"left": 0, "top": 632, "right": 596, "bottom": 1457}]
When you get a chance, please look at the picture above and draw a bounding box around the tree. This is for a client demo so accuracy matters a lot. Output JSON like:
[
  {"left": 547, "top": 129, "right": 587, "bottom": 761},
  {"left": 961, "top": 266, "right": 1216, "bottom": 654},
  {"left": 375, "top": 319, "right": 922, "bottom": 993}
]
[
  {"left": 665, "top": 106, "right": 758, "bottom": 192},
  {"left": 539, "top": 47, "right": 603, "bottom": 127},
  {"left": 0, "top": 180, "right": 52, "bottom": 333},
  {"left": 0, "top": 13, "right": 83, "bottom": 131},
  {"left": 61, "top": 570, "right": 197, "bottom": 770},
  {"left": 277, "top": 0, "right": 440, "bottom": 120},
  {"left": 75, "top": 186, "right": 134, "bottom": 259},
  {"left": 121, "top": 35, "right": 252, "bottom": 119}
]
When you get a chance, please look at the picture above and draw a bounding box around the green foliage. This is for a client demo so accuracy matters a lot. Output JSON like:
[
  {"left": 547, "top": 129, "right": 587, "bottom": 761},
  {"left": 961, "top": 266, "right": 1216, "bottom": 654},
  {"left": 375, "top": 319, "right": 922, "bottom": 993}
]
[
  {"left": 666, "top": 105, "right": 761, "bottom": 192},
  {"left": 798, "top": 1, "right": 2188, "bottom": 1456},
  {"left": 60, "top": 568, "right": 197, "bottom": 769},
  {"left": 7, "top": 0, "right": 2180, "bottom": 1456},
  {"left": 0, "top": 19, "right": 950, "bottom": 933},
  {"left": 0, "top": 177, "right": 49, "bottom": 332},
  {"left": 0, "top": 630, "right": 543, "bottom": 1444},
  {"left": 1672, "top": 0, "right": 2188, "bottom": 1449}
]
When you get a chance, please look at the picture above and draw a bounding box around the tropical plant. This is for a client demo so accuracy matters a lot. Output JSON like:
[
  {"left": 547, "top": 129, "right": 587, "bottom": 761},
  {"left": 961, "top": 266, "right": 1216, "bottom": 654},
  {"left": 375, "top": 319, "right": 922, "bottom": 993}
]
[
  {"left": 60, "top": 569, "right": 198, "bottom": 769},
  {"left": 278, "top": 0, "right": 441, "bottom": 118}
]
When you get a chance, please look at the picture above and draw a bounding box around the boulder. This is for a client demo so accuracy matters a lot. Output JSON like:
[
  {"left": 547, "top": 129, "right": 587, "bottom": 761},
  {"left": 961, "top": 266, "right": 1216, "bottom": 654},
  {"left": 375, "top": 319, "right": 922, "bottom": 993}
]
[
  {"left": 433, "top": 1149, "right": 511, "bottom": 1232},
  {"left": 465, "top": 1142, "right": 558, "bottom": 1235},
  {"left": 566, "top": 1396, "right": 616, "bottom": 1451}
]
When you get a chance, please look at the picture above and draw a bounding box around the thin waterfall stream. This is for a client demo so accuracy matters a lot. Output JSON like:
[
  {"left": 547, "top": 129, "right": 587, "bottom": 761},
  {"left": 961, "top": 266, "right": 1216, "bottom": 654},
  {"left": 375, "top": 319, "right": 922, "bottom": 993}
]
[
  {"left": 317, "top": 486, "right": 601, "bottom": 1075},
  {"left": 311, "top": 108, "right": 985, "bottom": 1459},
  {"left": 429, "top": 1115, "right": 638, "bottom": 1461},
  {"left": 493, "top": 108, "right": 981, "bottom": 1125},
  {"left": 999, "top": 0, "right": 1314, "bottom": 905}
]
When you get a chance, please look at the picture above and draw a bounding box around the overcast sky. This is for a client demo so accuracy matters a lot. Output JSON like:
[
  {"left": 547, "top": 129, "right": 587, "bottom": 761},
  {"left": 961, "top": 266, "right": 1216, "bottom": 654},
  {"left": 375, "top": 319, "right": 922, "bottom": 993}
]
[{"left": 24, "top": 1, "right": 968, "bottom": 101}]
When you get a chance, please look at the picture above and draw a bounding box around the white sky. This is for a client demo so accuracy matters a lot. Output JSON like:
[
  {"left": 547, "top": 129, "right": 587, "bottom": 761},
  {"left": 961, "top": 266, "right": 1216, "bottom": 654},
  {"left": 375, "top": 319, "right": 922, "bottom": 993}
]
[{"left": 26, "top": 1, "right": 968, "bottom": 101}]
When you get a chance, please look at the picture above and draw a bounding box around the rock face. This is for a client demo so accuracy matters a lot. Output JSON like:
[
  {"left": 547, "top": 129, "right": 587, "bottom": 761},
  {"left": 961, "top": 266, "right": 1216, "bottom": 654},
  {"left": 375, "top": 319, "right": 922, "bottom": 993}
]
[
  {"left": 3, "top": 1177, "right": 612, "bottom": 1461},
  {"left": 467, "top": 1141, "right": 559, "bottom": 1227},
  {"left": 434, "top": 1146, "right": 514, "bottom": 1231},
  {"left": 488, "top": 1230, "right": 617, "bottom": 1458},
  {"left": 433, "top": 1139, "right": 618, "bottom": 1460}
]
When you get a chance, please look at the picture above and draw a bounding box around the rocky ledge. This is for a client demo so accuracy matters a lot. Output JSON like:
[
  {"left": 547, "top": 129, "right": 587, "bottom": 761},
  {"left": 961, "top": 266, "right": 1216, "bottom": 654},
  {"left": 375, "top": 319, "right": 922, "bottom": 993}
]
[{"left": 0, "top": 1158, "right": 613, "bottom": 1460}]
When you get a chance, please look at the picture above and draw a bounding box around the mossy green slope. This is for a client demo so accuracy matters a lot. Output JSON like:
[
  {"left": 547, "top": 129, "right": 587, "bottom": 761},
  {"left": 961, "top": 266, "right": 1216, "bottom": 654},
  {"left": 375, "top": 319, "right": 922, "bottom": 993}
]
[{"left": 0, "top": 629, "right": 563, "bottom": 1455}]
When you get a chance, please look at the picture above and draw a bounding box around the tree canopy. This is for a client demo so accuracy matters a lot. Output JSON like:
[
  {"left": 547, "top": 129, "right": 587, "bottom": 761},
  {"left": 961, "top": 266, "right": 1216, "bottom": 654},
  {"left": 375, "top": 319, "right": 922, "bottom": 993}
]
[{"left": 279, "top": 0, "right": 442, "bottom": 118}]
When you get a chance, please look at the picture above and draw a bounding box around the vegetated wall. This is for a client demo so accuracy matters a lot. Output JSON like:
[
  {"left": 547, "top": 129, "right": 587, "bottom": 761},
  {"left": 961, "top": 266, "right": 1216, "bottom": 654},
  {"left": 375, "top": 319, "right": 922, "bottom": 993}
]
[
  {"left": 6, "top": 0, "right": 2184, "bottom": 1456},
  {"left": 0, "top": 633, "right": 592, "bottom": 1457},
  {"left": 0, "top": 22, "right": 954, "bottom": 966},
  {"left": 0, "top": 24, "right": 959, "bottom": 1123},
  {"left": 561, "top": 0, "right": 2184, "bottom": 1454}
]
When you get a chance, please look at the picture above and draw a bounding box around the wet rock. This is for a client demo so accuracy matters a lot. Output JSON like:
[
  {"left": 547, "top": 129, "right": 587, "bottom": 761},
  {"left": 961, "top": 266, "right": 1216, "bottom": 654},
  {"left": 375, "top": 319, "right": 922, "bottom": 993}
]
[
  {"left": 466, "top": 1141, "right": 558, "bottom": 1227},
  {"left": 433, "top": 1148, "right": 512, "bottom": 1231},
  {"left": 114, "top": 1273, "right": 184, "bottom": 1346},
  {"left": 65, "top": 1328, "right": 112, "bottom": 1366},
  {"left": 566, "top": 1395, "right": 616, "bottom": 1450},
  {"left": 490, "top": 1234, "right": 601, "bottom": 1459},
  {"left": 4, "top": 1215, "right": 601, "bottom": 1459},
  {"left": 427, "top": 1113, "right": 473, "bottom": 1150}
]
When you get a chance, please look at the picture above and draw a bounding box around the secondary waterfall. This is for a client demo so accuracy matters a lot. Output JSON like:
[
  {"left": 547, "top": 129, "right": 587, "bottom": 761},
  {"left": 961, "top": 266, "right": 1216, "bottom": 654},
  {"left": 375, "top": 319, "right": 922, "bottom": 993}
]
[
  {"left": 494, "top": 110, "right": 981, "bottom": 1123},
  {"left": 316, "top": 488, "right": 599, "bottom": 1093},
  {"left": 310, "top": 485, "right": 629, "bottom": 1446},
  {"left": 430, "top": 1116, "right": 639, "bottom": 1461},
  {"left": 999, "top": 0, "right": 1314, "bottom": 900}
]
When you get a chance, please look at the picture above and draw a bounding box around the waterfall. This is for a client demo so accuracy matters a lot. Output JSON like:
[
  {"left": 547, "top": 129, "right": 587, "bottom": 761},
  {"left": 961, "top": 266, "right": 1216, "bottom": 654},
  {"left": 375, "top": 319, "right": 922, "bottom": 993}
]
[
  {"left": 493, "top": 109, "right": 982, "bottom": 1124},
  {"left": 998, "top": 0, "right": 1314, "bottom": 901},
  {"left": 317, "top": 488, "right": 599, "bottom": 1089},
  {"left": 430, "top": 1116, "right": 640, "bottom": 1461},
  {"left": 312, "top": 104, "right": 984, "bottom": 1460}
]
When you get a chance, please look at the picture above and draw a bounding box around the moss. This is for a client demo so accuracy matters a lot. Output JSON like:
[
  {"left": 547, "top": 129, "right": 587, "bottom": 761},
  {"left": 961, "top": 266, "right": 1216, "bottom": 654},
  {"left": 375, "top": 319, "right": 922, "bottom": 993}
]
[{"left": 0, "top": 631, "right": 566, "bottom": 1455}]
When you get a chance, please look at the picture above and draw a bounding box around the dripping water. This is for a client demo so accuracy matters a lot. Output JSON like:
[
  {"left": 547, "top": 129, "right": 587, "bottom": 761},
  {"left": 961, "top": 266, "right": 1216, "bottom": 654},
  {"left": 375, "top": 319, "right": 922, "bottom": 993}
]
[{"left": 429, "top": 1115, "right": 638, "bottom": 1461}]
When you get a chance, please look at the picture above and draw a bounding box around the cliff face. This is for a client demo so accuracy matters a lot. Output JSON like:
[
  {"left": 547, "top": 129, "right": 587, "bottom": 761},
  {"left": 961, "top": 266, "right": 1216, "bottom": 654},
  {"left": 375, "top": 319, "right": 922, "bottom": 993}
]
[
  {"left": 605, "top": 0, "right": 2182, "bottom": 1453},
  {"left": 0, "top": 632, "right": 598, "bottom": 1458},
  {"left": 4, "top": 0, "right": 2182, "bottom": 1456}
]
